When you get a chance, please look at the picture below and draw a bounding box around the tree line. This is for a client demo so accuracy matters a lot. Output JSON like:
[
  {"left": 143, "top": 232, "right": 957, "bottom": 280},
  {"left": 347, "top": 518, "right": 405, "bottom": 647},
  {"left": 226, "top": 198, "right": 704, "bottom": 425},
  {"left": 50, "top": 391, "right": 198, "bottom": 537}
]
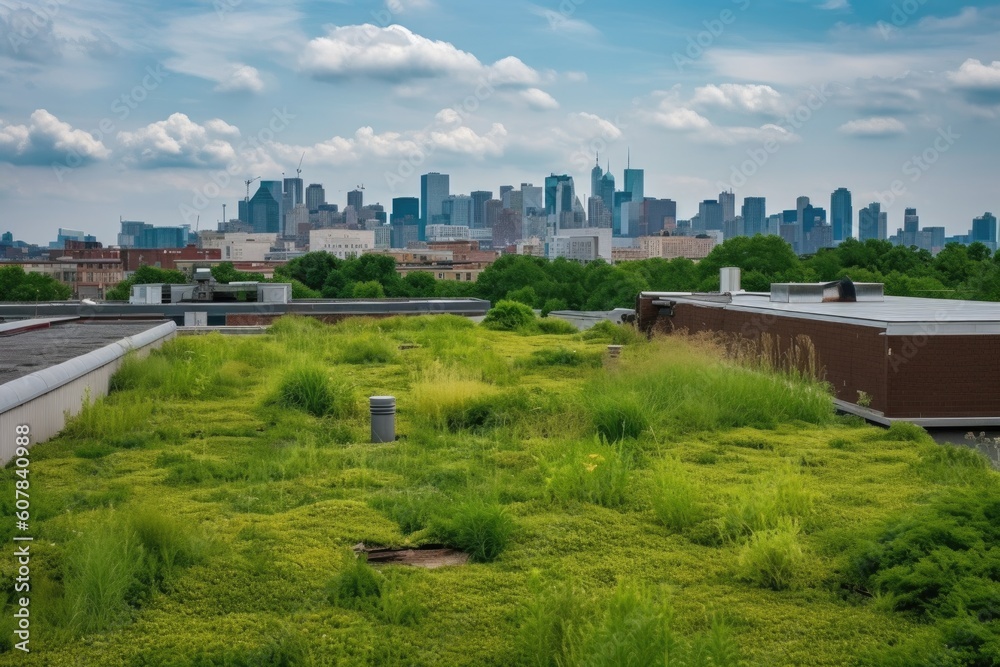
[{"left": 5, "top": 236, "right": 998, "bottom": 307}]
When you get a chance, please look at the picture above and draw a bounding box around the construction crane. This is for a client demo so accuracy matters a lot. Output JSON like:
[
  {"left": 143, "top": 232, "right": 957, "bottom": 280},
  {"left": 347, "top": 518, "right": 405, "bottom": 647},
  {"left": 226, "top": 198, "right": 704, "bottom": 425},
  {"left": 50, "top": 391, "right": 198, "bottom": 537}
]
[
  {"left": 244, "top": 176, "right": 261, "bottom": 202},
  {"left": 296, "top": 152, "right": 304, "bottom": 178}
]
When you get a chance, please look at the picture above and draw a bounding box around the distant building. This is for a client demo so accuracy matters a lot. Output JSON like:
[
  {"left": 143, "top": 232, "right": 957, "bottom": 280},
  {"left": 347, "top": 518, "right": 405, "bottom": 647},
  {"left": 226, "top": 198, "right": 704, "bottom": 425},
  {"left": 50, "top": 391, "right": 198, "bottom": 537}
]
[
  {"left": 639, "top": 235, "right": 717, "bottom": 260},
  {"left": 859, "top": 203, "right": 887, "bottom": 242},
  {"left": 972, "top": 212, "right": 998, "bottom": 250},
  {"left": 199, "top": 233, "right": 278, "bottom": 262},
  {"left": 699, "top": 200, "right": 724, "bottom": 232},
  {"left": 741, "top": 197, "right": 767, "bottom": 236},
  {"left": 470, "top": 191, "right": 493, "bottom": 229},
  {"left": 719, "top": 190, "right": 736, "bottom": 224},
  {"left": 309, "top": 229, "right": 375, "bottom": 259},
  {"left": 347, "top": 189, "right": 364, "bottom": 212},
  {"left": 420, "top": 173, "right": 450, "bottom": 241},
  {"left": 426, "top": 224, "right": 471, "bottom": 243},
  {"left": 831, "top": 188, "right": 853, "bottom": 242},
  {"left": 644, "top": 199, "right": 677, "bottom": 236},
  {"left": 249, "top": 183, "right": 281, "bottom": 234},
  {"left": 548, "top": 227, "right": 613, "bottom": 262},
  {"left": 442, "top": 195, "right": 474, "bottom": 228},
  {"left": 305, "top": 184, "right": 326, "bottom": 212}
]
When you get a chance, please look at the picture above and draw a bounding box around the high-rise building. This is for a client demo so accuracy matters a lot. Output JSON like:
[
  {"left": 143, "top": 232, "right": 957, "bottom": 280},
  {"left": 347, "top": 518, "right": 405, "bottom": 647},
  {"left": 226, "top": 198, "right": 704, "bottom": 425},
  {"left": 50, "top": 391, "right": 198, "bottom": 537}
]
[
  {"left": 859, "top": 203, "right": 886, "bottom": 242},
  {"left": 485, "top": 199, "right": 503, "bottom": 229},
  {"left": 623, "top": 166, "right": 644, "bottom": 203},
  {"left": 250, "top": 183, "right": 282, "bottom": 234},
  {"left": 521, "top": 183, "right": 544, "bottom": 217},
  {"left": 588, "top": 197, "right": 612, "bottom": 229},
  {"left": 347, "top": 189, "right": 364, "bottom": 212},
  {"left": 305, "top": 184, "right": 326, "bottom": 212},
  {"left": 391, "top": 197, "right": 419, "bottom": 224},
  {"left": 699, "top": 200, "right": 724, "bottom": 232},
  {"left": 284, "top": 178, "right": 304, "bottom": 208},
  {"left": 499, "top": 185, "right": 514, "bottom": 201},
  {"left": 471, "top": 191, "right": 493, "bottom": 229},
  {"left": 420, "top": 173, "right": 450, "bottom": 241},
  {"left": 442, "top": 195, "right": 474, "bottom": 227},
  {"left": 719, "top": 191, "right": 736, "bottom": 224},
  {"left": 599, "top": 171, "right": 615, "bottom": 220},
  {"left": 644, "top": 199, "right": 677, "bottom": 236},
  {"left": 118, "top": 220, "right": 151, "bottom": 248},
  {"left": 831, "top": 188, "right": 853, "bottom": 242},
  {"left": 741, "top": 197, "right": 767, "bottom": 236},
  {"left": 972, "top": 212, "right": 998, "bottom": 250},
  {"left": 796, "top": 196, "right": 810, "bottom": 225},
  {"left": 545, "top": 174, "right": 575, "bottom": 217},
  {"left": 613, "top": 191, "right": 632, "bottom": 236},
  {"left": 140, "top": 226, "right": 187, "bottom": 249},
  {"left": 901, "top": 208, "right": 920, "bottom": 247},
  {"left": 591, "top": 157, "right": 604, "bottom": 203}
]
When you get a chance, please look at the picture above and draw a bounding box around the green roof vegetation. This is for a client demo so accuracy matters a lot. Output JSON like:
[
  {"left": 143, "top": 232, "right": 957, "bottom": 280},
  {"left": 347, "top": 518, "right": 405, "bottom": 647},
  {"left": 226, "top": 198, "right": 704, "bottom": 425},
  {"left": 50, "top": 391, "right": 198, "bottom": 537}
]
[{"left": 0, "top": 313, "right": 997, "bottom": 665}]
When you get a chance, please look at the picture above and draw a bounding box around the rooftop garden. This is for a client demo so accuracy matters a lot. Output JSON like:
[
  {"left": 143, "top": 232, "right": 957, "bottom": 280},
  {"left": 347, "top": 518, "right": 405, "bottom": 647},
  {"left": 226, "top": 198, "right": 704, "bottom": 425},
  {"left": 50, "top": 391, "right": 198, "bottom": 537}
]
[{"left": 1, "top": 309, "right": 997, "bottom": 665}]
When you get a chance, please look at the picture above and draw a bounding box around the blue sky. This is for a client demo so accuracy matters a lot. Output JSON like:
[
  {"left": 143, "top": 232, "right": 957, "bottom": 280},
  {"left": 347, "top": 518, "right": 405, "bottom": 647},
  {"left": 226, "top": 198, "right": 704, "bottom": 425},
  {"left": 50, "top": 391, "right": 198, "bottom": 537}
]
[{"left": 1, "top": 0, "right": 999, "bottom": 244}]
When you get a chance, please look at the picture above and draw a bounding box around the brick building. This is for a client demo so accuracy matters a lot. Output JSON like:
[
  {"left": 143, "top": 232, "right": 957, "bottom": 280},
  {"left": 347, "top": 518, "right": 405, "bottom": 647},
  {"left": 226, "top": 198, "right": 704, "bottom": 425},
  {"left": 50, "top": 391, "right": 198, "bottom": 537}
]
[{"left": 637, "top": 283, "right": 1000, "bottom": 426}]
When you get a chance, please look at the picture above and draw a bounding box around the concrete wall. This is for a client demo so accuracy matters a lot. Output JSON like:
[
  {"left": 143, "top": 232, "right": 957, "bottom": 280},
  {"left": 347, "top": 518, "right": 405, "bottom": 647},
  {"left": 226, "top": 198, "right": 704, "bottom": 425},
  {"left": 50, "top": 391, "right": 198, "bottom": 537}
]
[{"left": 0, "top": 322, "right": 176, "bottom": 464}]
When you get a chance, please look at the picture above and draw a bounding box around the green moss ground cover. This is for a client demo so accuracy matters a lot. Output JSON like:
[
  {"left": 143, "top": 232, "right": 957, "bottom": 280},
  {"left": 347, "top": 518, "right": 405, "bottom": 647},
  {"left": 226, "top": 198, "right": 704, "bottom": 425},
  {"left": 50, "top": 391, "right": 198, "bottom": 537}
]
[{"left": 0, "top": 314, "right": 996, "bottom": 665}]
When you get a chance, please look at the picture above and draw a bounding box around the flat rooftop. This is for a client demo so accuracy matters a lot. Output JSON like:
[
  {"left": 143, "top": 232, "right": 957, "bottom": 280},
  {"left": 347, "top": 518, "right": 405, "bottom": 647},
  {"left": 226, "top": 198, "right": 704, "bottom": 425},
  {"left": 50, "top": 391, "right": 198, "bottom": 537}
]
[
  {"left": 0, "top": 320, "right": 167, "bottom": 386},
  {"left": 644, "top": 292, "right": 1000, "bottom": 335}
]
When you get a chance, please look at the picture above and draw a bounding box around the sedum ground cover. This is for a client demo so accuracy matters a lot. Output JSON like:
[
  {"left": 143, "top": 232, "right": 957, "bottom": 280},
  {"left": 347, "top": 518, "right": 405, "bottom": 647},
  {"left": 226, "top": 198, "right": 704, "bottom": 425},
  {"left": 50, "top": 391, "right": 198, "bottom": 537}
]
[{"left": 0, "top": 313, "right": 997, "bottom": 666}]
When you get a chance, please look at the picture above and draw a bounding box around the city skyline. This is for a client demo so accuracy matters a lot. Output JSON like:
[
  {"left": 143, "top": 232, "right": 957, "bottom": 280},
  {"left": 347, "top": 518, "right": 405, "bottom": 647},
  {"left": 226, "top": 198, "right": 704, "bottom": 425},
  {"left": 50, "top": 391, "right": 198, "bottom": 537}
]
[{"left": 2, "top": 0, "right": 1000, "bottom": 244}]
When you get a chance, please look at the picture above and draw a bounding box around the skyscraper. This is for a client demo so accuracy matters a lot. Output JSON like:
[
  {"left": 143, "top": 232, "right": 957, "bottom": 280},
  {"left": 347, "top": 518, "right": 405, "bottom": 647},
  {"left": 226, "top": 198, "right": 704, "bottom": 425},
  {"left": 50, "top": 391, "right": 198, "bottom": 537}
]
[
  {"left": 521, "top": 183, "right": 544, "bottom": 217},
  {"left": 859, "top": 203, "right": 886, "bottom": 242},
  {"left": 831, "top": 188, "right": 852, "bottom": 242},
  {"left": 901, "top": 208, "right": 920, "bottom": 247},
  {"left": 249, "top": 184, "right": 281, "bottom": 234},
  {"left": 699, "top": 200, "right": 724, "bottom": 232},
  {"left": 972, "top": 212, "right": 998, "bottom": 249},
  {"left": 442, "top": 195, "right": 474, "bottom": 227},
  {"left": 471, "top": 190, "right": 493, "bottom": 229},
  {"left": 719, "top": 191, "right": 736, "bottom": 224},
  {"left": 391, "top": 197, "right": 419, "bottom": 224},
  {"left": 599, "top": 171, "right": 615, "bottom": 219},
  {"left": 545, "top": 174, "right": 575, "bottom": 217},
  {"left": 305, "top": 184, "right": 326, "bottom": 212},
  {"left": 591, "top": 156, "right": 604, "bottom": 203},
  {"left": 347, "top": 189, "right": 364, "bottom": 212},
  {"left": 623, "top": 164, "right": 644, "bottom": 202},
  {"left": 420, "top": 173, "right": 450, "bottom": 241},
  {"left": 741, "top": 197, "right": 767, "bottom": 236},
  {"left": 284, "top": 178, "right": 304, "bottom": 208},
  {"left": 643, "top": 199, "right": 677, "bottom": 236}
]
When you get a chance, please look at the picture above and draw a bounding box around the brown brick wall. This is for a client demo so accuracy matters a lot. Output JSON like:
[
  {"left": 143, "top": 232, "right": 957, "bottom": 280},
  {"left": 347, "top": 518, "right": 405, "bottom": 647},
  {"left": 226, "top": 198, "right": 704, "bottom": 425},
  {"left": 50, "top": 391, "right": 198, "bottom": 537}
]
[
  {"left": 652, "top": 302, "right": 889, "bottom": 414},
  {"left": 886, "top": 335, "right": 1000, "bottom": 418}
]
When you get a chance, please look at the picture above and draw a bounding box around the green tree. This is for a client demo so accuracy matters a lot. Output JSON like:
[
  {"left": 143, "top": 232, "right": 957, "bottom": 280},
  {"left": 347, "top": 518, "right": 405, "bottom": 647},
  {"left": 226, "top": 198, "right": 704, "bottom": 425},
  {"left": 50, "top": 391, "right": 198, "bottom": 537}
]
[
  {"left": 697, "top": 236, "right": 801, "bottom": 285},
  {"left": 211, "top": 262, "right": 265, "bottom": 284},
  {"left": 475, "top": 255, "right": 551, "bottom": 304},
  {"left": 277, "top": 252, "right": 341, "bottom": 290},
  {"left": 402, "top": 271, "right": 437, "bottom": 297},
  {"left": 351, "top": 281, "right": 386, "bottom": 299},
  {"left": 0, "top": 266, "right": 72, "bottom": 301}
]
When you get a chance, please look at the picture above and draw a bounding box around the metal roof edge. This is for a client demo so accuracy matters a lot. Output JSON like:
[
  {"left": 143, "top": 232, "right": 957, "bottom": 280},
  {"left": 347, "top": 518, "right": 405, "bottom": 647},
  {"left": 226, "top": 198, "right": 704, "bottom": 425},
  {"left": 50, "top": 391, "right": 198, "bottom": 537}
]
[{"left": 0, "top": 321, "right": 176, "bottom": 414}]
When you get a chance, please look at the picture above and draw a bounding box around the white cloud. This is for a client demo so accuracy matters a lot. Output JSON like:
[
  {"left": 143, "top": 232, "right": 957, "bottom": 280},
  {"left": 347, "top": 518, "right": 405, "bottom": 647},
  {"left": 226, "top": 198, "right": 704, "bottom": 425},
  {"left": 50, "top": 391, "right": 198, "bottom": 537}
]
[
  {"left": 947, "top": 58, "right": 1000, "bottom": 106},
  {"left": 213, "top": 64, "right": 265, "bottom": 93},
  {"left": 819, "top": 0, "right": 850, "bottom": 10},
  {"left": 385, "top": 0, "right": 434, "bottom": 13},
  {"left": 521, "top": 88, "right": 560, "bottom": 111},
  {"left": 271, "top": 111, "right": 508, "bottom": 167},
  {"left": 917, "top": 7, "right": 980, "bottom": 31},
  {"left": 691, "top": 83, "right": 787, "bottom": 116},
  {"left": 529, "top": 5, "right": 601, "bottom": 37},
  {"left": 838, "top": 116, "right": 907, "bottom": 137},
  {"left": 644, "top": 100, "right": 798, "bottom": 145},
  {"left": 117, "top": 113, "right": 243, "bottom": 168},
  {"left": 0, "top": 109, "right": 110, "bottom": 166},
  {"left": 299, "top": 24, "right": 544, "bottom": 88}
]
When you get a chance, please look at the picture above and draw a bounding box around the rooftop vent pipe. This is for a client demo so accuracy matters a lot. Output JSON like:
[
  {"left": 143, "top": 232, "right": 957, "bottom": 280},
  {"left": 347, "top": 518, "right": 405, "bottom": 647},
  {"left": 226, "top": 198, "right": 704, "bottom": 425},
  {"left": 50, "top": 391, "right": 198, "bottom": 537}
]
[{"left": 720, "top": 267, "right": 741, "bottom": 293}]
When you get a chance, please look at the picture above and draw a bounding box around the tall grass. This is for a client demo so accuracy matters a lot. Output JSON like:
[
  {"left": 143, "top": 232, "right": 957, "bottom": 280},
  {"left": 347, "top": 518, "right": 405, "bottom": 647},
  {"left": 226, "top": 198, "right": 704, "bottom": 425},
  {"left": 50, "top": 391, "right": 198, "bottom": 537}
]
[
  {"left": 715, "top": 467, "right": 815, "bottom": 544},
  {"left": 580, "top": 320, "right": 647, "bottom": 346},
  {"left": 433, "top": 499, "right": 514, "bottom": 563},
  {"left": 584, "top": 336, "right": 833, "bottom": 437},
  {"left": 59, "top": 509, "right": 206, "bottom": 635},
  {"left": 546, "top": 438, "right": 633, "bottom": 509},
  {"left": 650, "top": 458, "right": 704, "bottom": 532},
  {"left": 516, "top": 583, "right": 742, "bottom": 667},
  {"left": 273, "top": 364, "right": 356, "bottom": 418},
  {"left": 338, "top": 334, "right": 398, "bottom": 365},
  {"left": 410, "top": 362, "right": 498, "bottom": 429},
  {"left": 62, "top": 395, "right": 155, "bottom": 444},
  {"left": 739, "top": 520, "right": 806, "bottom": 591},
  {"left": 327, "top": 551, "right": 382, "bottom": 610}
]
